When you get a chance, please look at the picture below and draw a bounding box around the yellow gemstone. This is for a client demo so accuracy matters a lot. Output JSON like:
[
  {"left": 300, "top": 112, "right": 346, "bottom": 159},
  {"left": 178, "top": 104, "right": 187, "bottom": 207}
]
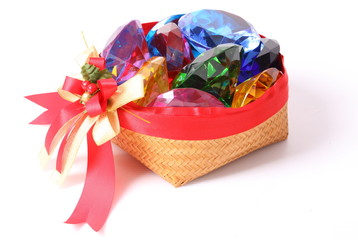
[
  {"left": 231, "top": 68, "right": 282, "bottom": 108},
  {"left": 135, "top": 56, "right": 170, "bottom": 106}
]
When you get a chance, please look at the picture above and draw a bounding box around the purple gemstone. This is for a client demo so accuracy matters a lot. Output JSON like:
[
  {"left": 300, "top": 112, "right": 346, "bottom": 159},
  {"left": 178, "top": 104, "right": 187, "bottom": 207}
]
[
  {"left": 102, "top": 20, "right": 150, "bottom": 84},
  {"left": 147, "top": 88, "right": 225, "bottom": 107}
]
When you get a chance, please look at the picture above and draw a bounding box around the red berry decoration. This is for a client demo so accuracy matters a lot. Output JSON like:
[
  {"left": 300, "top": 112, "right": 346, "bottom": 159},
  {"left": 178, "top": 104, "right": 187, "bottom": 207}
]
[
  {"left": 86, "top": 83, "right": 98, "bottom": 94},
  {"left": 81, "top": 80, "right": 90, "bottom": 90}
]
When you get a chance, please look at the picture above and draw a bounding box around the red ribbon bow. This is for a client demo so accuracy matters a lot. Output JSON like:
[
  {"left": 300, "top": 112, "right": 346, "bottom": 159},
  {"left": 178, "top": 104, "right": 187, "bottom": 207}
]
[
  {"left": 27, "top": 57, "right": 118, "bottom": 231},
  {"left": 62, "top": 58, "right": 117, "bottom": 117}
]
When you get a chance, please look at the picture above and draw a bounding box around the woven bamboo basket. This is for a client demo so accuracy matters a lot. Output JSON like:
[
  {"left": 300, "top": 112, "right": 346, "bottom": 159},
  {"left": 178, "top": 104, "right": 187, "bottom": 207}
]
[
  {"left": 112, "top": 53, "right": 288, "bottom": 186},
  {"left": 112, "top": 104, "right": 288, "bottom": 187}
]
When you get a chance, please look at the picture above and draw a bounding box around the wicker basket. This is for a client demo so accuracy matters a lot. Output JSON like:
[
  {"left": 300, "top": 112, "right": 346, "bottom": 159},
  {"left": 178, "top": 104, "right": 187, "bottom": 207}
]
[
  {"left": 112, "top": 53, "right": 288, "bottom": 187},
  {"left": 112, "top": 104, "right": 287, "bottom": 186}
]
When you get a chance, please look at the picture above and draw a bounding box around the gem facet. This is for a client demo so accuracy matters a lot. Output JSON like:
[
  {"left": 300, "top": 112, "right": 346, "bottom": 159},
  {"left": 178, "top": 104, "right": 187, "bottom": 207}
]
[
  {"left": 134, "top": 57, "right": 170, "bottom": 106},
  {"left": 147, "top": 88, "right": 225, "bottom": 107},
  {"left": 146, "top": 22, "right": 193, "bottom": 79},
  {"left": 172, "top": 43, "right": 243, "bottom": 106},
  {"left": 239, "top": 38, "right": 280, "bottom": 83},
  {"left": 178, "top": 9, "right": 262, "bottom": 59},
  {"left": 146, "top": 13, "right": 184, "bottom": 41},
  {"left": 232, "top": 68, "right": 282, "bottom": 108},
  {"left": 102, "top": 20, "right": 150, "bottom": 85}
]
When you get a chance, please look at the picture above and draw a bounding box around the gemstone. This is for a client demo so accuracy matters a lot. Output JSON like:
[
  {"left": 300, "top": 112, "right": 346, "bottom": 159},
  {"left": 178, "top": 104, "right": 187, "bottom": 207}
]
[
  {"left": 147, "top": 88, "right": 225, "bottom": 107},
  {"left": 238, "top": 38, "right": 280, "bottom": 83},
  {"left": 231, "top": 68, "right": 282, "bottom": 108},
  {"left": 172, "top": 43, "right": 243, "bottom": 106},
  {"left": 178, "top": 9, "right": 262, "bottom": 60},
  {"left": 146, "top": 22, "right": 193, "bottom": 79},
  {"left": 101, "top": 20, "right": 150, "bottom": 85},
  {"left": 145, "top": 13, "right": 184, "bottom": 41},
  {"left": 134, "top": 57, "right": 170, "bottom": 106}
]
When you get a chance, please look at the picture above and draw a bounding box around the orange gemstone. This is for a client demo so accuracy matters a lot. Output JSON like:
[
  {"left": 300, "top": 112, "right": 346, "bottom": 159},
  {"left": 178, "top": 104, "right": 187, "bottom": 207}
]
[
  {"left": 231, "top": 68, "right": 282, "bottom": 108},
  {"left": 135, "top": 57, "right": 170, "bottom": 106}
]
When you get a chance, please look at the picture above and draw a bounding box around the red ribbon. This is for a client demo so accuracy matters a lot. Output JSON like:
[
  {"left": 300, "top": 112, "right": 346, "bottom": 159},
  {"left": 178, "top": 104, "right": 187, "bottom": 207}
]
[
  {"left": 89, "top": 57, "right": 106, "bottom": 70},
  {"left": 65, "top": 128, "right": 115, "bottom": 231},
  {"left": 62, "top": 63, "right": 117, "bottom": 117},
  {"left": 26, "top": 57, "right": 118, "bottom": 231},
  {"left": 86, "top": 78, "right": 117, "bottom": 117}
]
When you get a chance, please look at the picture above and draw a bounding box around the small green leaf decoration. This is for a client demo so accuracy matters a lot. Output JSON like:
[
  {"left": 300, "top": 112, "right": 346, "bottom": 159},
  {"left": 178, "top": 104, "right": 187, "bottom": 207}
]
[
  {"left": 81, "top": 63, "right": 113, "bottom": 83},
  {"left": 98, "top": 69, "right": 112, "bottom": 80}
]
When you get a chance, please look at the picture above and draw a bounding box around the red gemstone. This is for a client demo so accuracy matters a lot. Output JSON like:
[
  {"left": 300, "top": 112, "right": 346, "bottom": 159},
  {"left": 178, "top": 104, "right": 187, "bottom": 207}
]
[
  {"left": 147, "top": 22, "right": 194, "bottom": 75},
  {"left": 87, "top": 83, "right": 98, "bottom": 94}
]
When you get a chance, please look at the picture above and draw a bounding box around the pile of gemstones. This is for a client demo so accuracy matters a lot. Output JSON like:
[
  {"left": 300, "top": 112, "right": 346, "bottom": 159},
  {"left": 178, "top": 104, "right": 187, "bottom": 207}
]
[{"left": 101, "top": 9, "right": 283, "bottom": 108}]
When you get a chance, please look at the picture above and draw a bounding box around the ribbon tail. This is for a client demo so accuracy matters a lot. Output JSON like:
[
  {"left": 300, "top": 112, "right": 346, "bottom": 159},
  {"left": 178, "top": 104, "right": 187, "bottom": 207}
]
[
  {"left": 25, "top": 92, "right": 73, "bottom": 125},
  {"left": 92, "top": 111, "right": 120, "bottom": 146},
  {"left": 53, "top": 114, "right": 98, "bottom": 184},
  {"left": 65, "top": 129, "right": 115, "bottom": 232}
]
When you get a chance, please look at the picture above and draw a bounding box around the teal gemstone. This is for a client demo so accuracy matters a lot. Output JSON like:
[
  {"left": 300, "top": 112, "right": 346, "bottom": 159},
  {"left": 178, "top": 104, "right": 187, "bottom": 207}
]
[{"left": 172, "top": 43, "right": 243, "bottom": 106}]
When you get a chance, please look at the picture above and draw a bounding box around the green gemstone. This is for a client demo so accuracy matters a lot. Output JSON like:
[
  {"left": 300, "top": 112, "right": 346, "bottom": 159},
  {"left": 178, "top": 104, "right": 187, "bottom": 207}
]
[{"left": 172, "top": 43, "right": 243, "bottom": 106}]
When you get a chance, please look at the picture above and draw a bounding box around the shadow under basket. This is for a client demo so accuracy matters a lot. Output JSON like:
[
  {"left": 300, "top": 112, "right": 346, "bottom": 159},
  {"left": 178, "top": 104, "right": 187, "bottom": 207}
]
[{"left": 112, "top": 54, "right": 289, "bottom": 187}]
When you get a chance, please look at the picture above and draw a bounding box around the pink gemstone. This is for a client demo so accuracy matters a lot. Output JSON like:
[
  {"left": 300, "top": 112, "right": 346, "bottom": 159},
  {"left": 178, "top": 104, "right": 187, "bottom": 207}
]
[
  {"left": 147, "top": 88, "right": 225, "bottom": 107},
  {"left": 102, "top": 20, "right": 150, "bottom": 84}
]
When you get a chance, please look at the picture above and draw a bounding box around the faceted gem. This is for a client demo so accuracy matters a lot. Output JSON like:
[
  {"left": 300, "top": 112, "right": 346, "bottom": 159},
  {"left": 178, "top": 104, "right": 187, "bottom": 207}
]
[
  {"left": 172, "top": 43, "right": 243, "bottom": 106},
  {"left": 146, "top": 22, "right": 193, "bottom": 79},
  {"left": 147, "top": 88, "right": 225, "bottom": 107},
  {"left": 134, "top": 57, "right": 170, "bottom": 106},
  {"left": 101, "top": 20, "right": 150, "bottom": 85},
  {"left": 238, "top": 38, "right": 280, "bottom": 83},
  {"left": 231, "top": 68, "right": 282, "bottom": 108},
  {"left": 177, "top": 9, "right": 262, "bottom": 60},
  {"left": 145, "top": 13, "right": 184, "bottom": 41}
]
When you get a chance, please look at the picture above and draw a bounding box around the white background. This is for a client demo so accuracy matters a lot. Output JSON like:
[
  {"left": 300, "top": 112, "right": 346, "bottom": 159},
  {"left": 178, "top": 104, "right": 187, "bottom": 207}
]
[{"left": 1, "top": 0, "right": 357, "bottom": 239}]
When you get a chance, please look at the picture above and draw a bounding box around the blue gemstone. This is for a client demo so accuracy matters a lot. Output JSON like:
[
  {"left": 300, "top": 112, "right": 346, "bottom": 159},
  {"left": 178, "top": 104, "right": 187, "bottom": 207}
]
[
  {"left": 178, "top": 9, "right": 262, "bottom": 59},
  {"left": 238, "top": 38, "right": 280, "bottom": 83}
]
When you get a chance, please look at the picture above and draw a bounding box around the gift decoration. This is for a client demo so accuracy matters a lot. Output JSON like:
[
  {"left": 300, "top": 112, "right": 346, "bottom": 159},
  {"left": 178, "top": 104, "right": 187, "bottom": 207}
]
[{"left": 27, "top": 9, "right": 288, "bottom": 232}]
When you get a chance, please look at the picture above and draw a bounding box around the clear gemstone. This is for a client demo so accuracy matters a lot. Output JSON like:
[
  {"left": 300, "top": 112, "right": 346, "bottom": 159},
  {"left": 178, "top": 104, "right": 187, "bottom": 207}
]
[{"left": 147, "top": 88, "right": 225, "bottom": 107}]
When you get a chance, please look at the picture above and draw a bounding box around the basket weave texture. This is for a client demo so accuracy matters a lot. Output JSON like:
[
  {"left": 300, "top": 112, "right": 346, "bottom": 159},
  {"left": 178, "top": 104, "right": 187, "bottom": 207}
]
[{"left": 112, "top": 104, "right": 288, "bottom": 187}]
